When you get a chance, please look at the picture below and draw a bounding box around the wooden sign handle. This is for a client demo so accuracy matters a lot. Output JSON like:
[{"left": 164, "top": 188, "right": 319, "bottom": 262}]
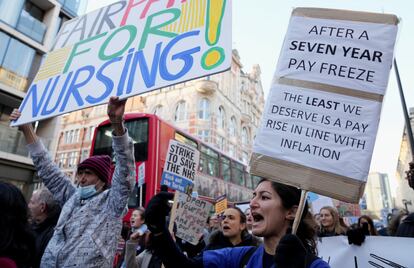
[{"left": 292, "top": 189, "right": 308, "bottom": 235}]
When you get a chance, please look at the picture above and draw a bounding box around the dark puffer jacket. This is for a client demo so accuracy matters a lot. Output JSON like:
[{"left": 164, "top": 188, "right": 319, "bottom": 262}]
[
  {"left": 395, "top": 212, "right": 414, "bottom": 237},
  {"left": 204, "top": 230, "right": 262, "bottom": 251}
]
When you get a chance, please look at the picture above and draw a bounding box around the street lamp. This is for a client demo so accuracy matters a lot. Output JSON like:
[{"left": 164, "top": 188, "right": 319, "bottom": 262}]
[{"left": 402, "top": 199, "right": 412, "bottom": 213}]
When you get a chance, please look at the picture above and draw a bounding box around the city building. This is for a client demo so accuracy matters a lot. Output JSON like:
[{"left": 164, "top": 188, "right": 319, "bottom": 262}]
[
  {"left": 55, "top": 49, "right": 265, "bottom": 182},
  {"left": 395, "top": 107, "right": 414, "bottom": 212},
  {"left": 362, "top": 172, "right": 394, "bottom": 218},
  {"left": 0, "top": 0, "right": 87, "bottom": 197}
]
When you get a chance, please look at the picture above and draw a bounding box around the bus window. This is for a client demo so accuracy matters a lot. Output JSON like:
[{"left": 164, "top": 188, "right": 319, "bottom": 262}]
[
  {"left": 231, "top": 161, "right": 245, "bottom": 186},
  {"left": 245, "top": 172, "right": 253, "bottom": 189},
  {"left": 252, "top": 175, "right": 262, "bottom": 188},
  {"left": 200, "top": 145, "right": 219, "bottom": 177},
  {"left": 175, "top": 132, "right": 197, "bottom": 148},
  {"left": 221, "top": 156, "right": 231, "bottom": 182},
  {"left": 93, "top": 118, "right": 148, "bottom": 162}
]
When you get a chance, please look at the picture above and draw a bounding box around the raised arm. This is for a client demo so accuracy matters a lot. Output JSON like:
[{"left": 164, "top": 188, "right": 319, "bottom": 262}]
[
  {"left": 10, "top": 110, "right": 75, "bottom": 206},
  {"left": 106, "top": 96, "right": 136, "bottom": 217}
]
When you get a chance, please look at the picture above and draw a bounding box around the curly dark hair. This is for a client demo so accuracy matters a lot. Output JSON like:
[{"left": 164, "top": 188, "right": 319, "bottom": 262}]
[
  {"left": 0, "top": 182, "right": 35, "bottom": 267},
  {"left": 259, "top": 179, "right": 318, "bottom": 255}
]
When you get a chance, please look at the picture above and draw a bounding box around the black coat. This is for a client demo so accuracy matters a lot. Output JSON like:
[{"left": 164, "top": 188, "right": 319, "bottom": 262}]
[
  {"left": 31, "top": 211, "right": 60, "bottom": 268},
  {"left": 395, "top": 212, "right": 414, "bottom": 238},
  {"left": 204, "top": 230, "right": 262, "bottom": 251}
]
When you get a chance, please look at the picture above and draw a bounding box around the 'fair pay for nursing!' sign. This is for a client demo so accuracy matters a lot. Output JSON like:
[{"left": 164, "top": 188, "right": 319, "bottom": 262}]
[
  {"left": 12, "top": 0, "right": 232, "bottom": 126},
  {"left": 251, "top": 8, "right": 398, "bottom": 203},
  {"left": 161, "top": 139, "right": 200, "bottom": 194}
]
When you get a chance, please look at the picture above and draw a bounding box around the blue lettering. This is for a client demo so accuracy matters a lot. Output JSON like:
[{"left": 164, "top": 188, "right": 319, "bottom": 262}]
[
  {"left": 160, "top": 30, "right": 200, "bottom": 81},
  {"left": 20, "top": 79, "right": 52, "bottom": 117},
  {"left": 59, "top": 65, "right": 95, "bottom": 112},
  {"left": 117, "top": 48, "right": 134, "bottom": 96},
  {"left": 86, "top": 57, "right": 122, "bottom": 104},
  {"left": 40, "top": 72, "right": 73, "bottom": 116}
]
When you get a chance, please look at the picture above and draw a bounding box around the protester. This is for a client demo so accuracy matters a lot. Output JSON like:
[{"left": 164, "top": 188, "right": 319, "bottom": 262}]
[
  {"left": 129, "top": 207, "right": 149, "bottom": 256},
  {"left": 28, "top": 187, "right": 61, "bottom": 268},
  {"left": 388, "top": 210, "right": 408, "bottom": 236},
  {"left": 244, "top": 208, "right": 254, "bottom": 232},
  {"left": 125, "top": 232, "right": 164, "bottom": 268},
  {"left": 318, "top": 206, "right": 347, "bottom": 237},
  {"left": 0, "top": 181, "right": 35, "bottom": 268},
  {"left": 144, "top": 179, "right": 329, "bottom": 268},
  {"left": 358, "top": 215, "right": 378, "bottom": 236},
  {"left": 10, "top": 96, "right": 136, "bottom": 267},
  {"left": 395, "top": 162, "right": 414, "bottom": 237},
  {"left": 205, "top": 207, "right": 261, "bottom": 251}
]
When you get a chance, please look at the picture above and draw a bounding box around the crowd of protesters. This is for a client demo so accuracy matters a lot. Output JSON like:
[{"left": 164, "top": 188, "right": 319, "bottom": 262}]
[{"left": 1, "top": 97, "right": 413, "bottom": 268}]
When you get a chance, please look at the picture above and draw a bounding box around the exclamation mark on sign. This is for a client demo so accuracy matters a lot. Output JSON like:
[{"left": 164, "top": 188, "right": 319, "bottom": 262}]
[{"left": 201, "top": 0, "right": 226, "bottom": 70}]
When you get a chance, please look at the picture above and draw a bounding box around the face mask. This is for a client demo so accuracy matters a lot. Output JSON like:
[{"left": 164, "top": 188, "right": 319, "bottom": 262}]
[{"left": 77, "top": 184, "right": 97, "bottom": 199}]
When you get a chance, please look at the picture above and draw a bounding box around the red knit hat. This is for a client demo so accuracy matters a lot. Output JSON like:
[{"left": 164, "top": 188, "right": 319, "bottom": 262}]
[{"left": 77, "top": 155, "right": 112, "bottom": 185}]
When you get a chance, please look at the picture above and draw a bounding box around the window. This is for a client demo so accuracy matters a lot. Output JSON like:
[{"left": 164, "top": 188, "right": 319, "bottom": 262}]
[
  {"left": 242, "top": 152, "right": 249, "bottom": 164},
  {"left": 175, "top": 101, "right": 186, "bottom": 122},
  {"left": 0, "top": 0, "right": 25, "bottom": 27},
  {"left": 199, "top": 145, "right": 219, "bottom": 177},
  {"left": 0, "top": 32, "right": 35, "bottom": 91},
  {"left": 85, "top": 126, "right": 94, "bottom": 141},
  {"left": 153, "top": 105, "right": 163, "bottom": 117},
  {"left": 217, "top": 106, "right": 225, "bottom": 129},
  {"left": 57, "top": 153, "right": 67, "bottom": 168},
  {"left": 229, "top": 116, "right": 237, "bottom": 136},
  {"left": 68, "top": 152, "right": 78, "bottom": 167},
  {"left": 81, "top": 149, "right": 89, "bottom": 162},
  {"left": 221, "top": 156, "right": 231, "bottom": 182},
  {"left": 17, "top": 1, "right": 46, "bottom": 43},
  {"left": 231, "top": 161, "right": 245, "bottom": 186},
  {"left": 94, "top": 118, "right": 149, "bottom": 162},
  {"left": 242, "top": 127, "right": 249, "bottom": 145},
  {"left": 73, "top": 129, "right": 80, "bottom": 143},
  {"left": 198, "top": 98, "right": 210, "bottom": 120},
  {"left": 198, "top": 130, "right": 210, "bottom": 143},
  {"left": 228, "top": 143, "right": 235, "bottom": 158},
  {"left": 218, "top": 136, "right": 225, "bottom": 151},
  {"left": 175, "top": 132, "right": 197, "bottom": 148}
]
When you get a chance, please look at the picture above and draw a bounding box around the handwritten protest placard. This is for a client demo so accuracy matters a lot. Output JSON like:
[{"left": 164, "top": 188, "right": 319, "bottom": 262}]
[
  {"left": 12, "top": 0, "right": 232, "bottom": 126},
  {"left": 214, "top": 194, "right": 227, "bottom": 214},
  {"left": 250, "top": 8, "right": 398, "bottom": 203},
  {"left": 170, "top": 191, "right": 212, "bottom": 245},
  {"left": 318, "top": 236, "right": 414, "bottom": 268},
  {"left": 161, "top": 139, "right": 200, "bottom": 194}
]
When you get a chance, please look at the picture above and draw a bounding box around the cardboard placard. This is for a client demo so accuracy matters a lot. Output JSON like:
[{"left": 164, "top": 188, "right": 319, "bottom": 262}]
[
  {"left": 318, "top": 236, "right": 414, "bottom": 268},
  {"left": 251, "top": 8, "right": 399, "bottom": 203},
  {"left": 12, "top": 0, "right": 232, "bottom": 126},
  {"left": 170, "top": 191, "right": 212, "bottom": 245},
  {"left": 214, "top": 194, "right": 227, "bottom": 214},
  {"left": 161, "top": 139, "right": 200, "bottom": 194}
]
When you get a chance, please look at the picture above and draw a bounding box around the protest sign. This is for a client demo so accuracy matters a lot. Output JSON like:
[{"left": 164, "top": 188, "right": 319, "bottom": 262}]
[
  {"left": 169, "top": 191, "right": 212, "bottom": 245},
  {"left": 137, "top": 162, "right": 145, "bottom": 187},
  {"left": 12, "top": 0, "right": 232, "bottom": 126},
  {"left": 214, "top": 194, "right": 227, "bottom": 214},
  {"left": 161, "top": 139, "right": 200, "bottom": 194},
  {"left": 318, "top": 236, "right": 414, "bottom": 268},
  {"left": 250, "top": 8, "right": 399, "bottom": 203}
]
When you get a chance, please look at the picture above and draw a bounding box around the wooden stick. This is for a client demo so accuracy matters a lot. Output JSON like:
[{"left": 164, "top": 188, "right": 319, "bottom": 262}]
[
  {"left": 168, "top": 192, "right": 179, "bottom": 233},
  {"left": 292, "top": 190, "right": 308, "bottom": 235}
]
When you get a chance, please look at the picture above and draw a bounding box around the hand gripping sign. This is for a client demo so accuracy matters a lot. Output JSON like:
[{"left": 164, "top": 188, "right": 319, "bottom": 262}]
[
  {"left": 161, "top": 139, "right": 200, "bottom": 194},
  {"left": 12, "top": 0, "right": 232, "bottom": 126},
  {"left": 250, "top": 8, "right": 399, "bottom": 203}
]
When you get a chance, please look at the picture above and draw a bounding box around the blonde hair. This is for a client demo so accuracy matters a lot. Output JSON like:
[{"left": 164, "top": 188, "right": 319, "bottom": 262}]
[{"left": 319, "top": 206, "right": 346, "bottom": 235}]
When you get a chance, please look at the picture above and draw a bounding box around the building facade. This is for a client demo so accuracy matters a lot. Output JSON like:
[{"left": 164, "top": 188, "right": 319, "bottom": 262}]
[
  {"left": 0, "top": 0, "right": 87, "bottom": 197},
  {"left": 55, "top": 49, "right": 265, "bottom": 181},
  {"left": 395, "top": 107, "right": 414, "bottom": 212},
  {"left": 362, "top": 172, "right": 393, "bottom": 218}
]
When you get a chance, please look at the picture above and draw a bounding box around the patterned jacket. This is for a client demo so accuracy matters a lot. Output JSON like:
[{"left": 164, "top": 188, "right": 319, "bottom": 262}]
[{"left": 27, "top": 131, "right": 135, "bottom": 268}]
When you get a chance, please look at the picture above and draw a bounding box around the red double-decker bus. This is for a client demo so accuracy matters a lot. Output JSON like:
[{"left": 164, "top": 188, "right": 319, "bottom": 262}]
[{"left": 90, "top": 113, "right": 260, "bottom": 209}]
